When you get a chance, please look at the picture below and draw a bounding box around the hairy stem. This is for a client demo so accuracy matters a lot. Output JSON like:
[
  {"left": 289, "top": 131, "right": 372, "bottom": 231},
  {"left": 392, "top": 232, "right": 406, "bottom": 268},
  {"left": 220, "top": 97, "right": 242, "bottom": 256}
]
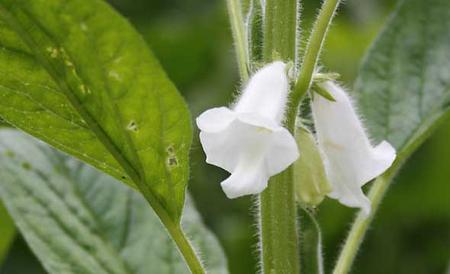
[
  {"left": 226, "top": 0, "right": 250, "bottom": 81},
  {"left": 166, "top": 221, "right": 206, "bottom": 274},
  {"left": 286, "top": 0, "right": 341, "bottom": 130},
  {"left": 260, "top": 170, "right": 299, "bottom": 273},
  {"left": 262, "top": 0, "right": 298, "bottom": 62},
  {"left": 259, "top": 0, "right": 300, "bottom": 273}
]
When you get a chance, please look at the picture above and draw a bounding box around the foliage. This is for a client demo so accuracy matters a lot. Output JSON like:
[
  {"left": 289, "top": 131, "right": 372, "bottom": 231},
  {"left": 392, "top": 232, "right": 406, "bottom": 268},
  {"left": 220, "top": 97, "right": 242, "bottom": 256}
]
[
  {"left": 0, "top": 129, "right": 227, "bottom": 274},
  {"left": 356, "top": 0, "right": 450, "bottom": 151},
  {"left": 0, "top": 0, "right": 449, "bottom": 273},
  {"left": 0, "top": 0, "right": 191, "bottom": 223}
]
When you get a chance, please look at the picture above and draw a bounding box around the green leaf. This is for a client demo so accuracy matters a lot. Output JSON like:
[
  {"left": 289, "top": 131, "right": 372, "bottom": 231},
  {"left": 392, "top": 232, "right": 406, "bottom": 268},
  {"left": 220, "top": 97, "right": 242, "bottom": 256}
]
[
  {"left": 0, "top": 129, "right": 227, "bottom": 274},
  {"left": 355, "top": 0, "right": 450, "bottom": 152},
  {"left": 0, "top": 0, "right": 192, "bottom": 222},
  {"left": 0, "top": 201, "right": 15, "bottom": 265}
]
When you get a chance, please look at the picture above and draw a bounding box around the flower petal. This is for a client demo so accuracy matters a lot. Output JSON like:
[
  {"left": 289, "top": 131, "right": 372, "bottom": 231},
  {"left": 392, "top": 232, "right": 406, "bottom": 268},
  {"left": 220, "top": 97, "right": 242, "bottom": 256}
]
[
  {"left": 234, "top": 61, "right": 289, "bottom": 123},
  {"left": 358, "top": 140, "right": 396, "bottom": 185},
  {"left": 199, "top": 118, "right": 272, "bottom": 173},
  {"left": 265, "top": 128, "right": 300, "bottom": 175},
  {"left": 328, "top": 184, "right": 371, "bottom": 216},
  {"left": 312, "top": 81, "right": 396, "bottom": 214},
  {"left": 221, "top": 162, "right": 269, "bottom": 199},
  {"left": 237, "top": 112, "right": 279, "bottom": 130},
  {"left": 196, "top": 107, "right": 236, "bottom": 133}
]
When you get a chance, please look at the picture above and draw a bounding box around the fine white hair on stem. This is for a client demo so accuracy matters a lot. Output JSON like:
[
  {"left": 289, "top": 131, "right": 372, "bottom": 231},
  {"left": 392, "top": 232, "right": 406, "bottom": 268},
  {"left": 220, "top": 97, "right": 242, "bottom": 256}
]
[
  {"left": 251, "top": 195, "right": 264, "bottom": 274},
  {"left": 294, "top": 0, "right": 303, "bottom": 75}
]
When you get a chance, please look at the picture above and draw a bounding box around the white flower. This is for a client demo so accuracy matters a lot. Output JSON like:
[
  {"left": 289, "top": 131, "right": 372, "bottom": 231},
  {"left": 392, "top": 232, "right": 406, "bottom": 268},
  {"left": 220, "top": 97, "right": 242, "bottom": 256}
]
[
  {"left": 311, "top": 81, "right": 396, "bottom": 215},
  {"left": 196, "top": 61, "right": 299, "bottom": 198}
]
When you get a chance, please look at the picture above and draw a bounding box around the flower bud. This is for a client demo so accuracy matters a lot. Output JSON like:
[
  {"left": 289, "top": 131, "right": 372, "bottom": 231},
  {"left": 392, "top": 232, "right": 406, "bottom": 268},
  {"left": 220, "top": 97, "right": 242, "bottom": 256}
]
[{"left": 294, "top": 127, "right": 332, "bottom": 207}]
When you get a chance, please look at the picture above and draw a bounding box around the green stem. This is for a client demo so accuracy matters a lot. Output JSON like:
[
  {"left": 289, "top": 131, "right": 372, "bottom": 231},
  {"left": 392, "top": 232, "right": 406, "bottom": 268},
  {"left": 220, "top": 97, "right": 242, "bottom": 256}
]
[
  {"left": 259, "top": 0, "right": 300, "bottom": 273},
  {"left": 260, "top": 170, "right": 299, "bottom": 274},
  {"left": 287, "top": 0, "right": 341, "bottom": 130},
  {"left": 163, "top": 215, "right": 206, "bottom": 274},
  {"left": 300, "top": 208, "right": 324, "bottom": 274},
  {"left": 262, "top": 0, "right": 298, "bottom": 62},
  {"left": 226, "top": 0, "right": 250, "bottom": 81}
]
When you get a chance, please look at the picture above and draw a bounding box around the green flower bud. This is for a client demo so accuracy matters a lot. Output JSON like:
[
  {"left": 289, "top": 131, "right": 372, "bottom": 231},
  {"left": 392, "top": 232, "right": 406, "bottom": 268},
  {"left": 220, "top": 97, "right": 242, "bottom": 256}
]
[{"left": 294, "top": 127, "right": 332, "bottom": 207}]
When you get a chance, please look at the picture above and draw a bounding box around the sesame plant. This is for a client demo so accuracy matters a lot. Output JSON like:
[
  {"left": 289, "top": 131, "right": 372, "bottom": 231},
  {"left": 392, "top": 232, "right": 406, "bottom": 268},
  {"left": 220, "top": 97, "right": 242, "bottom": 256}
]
[{"left": 0, "top": 0, "right": 448, "bottom": 273}]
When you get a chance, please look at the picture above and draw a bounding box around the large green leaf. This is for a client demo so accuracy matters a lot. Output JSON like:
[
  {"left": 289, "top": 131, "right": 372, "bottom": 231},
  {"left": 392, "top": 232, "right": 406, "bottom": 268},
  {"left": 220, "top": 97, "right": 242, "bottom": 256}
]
[
  {"left": 0, "top": 0, "right": 191, "bottom": 222},
  {"left": 0, "top": 129, "right": 227, "bottom": 274},
  {"left": 355, "top": 0, "right": 450, "bottom": 152}
]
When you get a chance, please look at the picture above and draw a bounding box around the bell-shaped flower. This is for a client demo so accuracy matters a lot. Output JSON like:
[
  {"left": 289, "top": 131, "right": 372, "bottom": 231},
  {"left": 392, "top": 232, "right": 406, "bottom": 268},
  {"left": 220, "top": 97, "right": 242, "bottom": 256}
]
[
  {"left": 311, "top": 81, "right": 396, "bottom": 215},
  {"left": 196, "top": 61, "right": 299, "bottom": 199}
]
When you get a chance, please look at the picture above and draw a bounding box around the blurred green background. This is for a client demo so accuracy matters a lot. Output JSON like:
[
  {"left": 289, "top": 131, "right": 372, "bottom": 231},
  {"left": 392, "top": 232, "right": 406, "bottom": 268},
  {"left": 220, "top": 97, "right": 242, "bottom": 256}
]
[{"left": 1, "top": 0, "right": 449, "bottom": 273}]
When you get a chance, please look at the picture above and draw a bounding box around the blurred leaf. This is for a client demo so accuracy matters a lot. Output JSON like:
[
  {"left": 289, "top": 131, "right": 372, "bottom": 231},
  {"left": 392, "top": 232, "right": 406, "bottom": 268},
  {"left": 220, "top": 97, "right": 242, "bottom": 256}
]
[
  {"left": 0, "top": 202, "right": 15, "bottom": 265},
  {"left": 321, "top": 19, "right": 382, "bottom": 82},
  {"left": 0, "top": 129, "right": 227, "bottom": 274},
  {"left": 0, "top": 0, "right": 192, "bottom": 222},
  {"left": 355, "top": 0, "right": 450, "bottom": 152}
]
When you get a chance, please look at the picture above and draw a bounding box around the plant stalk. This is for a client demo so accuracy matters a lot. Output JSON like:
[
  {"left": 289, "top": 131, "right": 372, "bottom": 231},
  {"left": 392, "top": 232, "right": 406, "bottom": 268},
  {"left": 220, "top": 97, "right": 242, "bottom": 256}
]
[
  {"left": 260, "top": 170, "right": 299, "bottom": 274},
  {"left": 262, "top": 0, "right": 298, "bottom": 62},
  {"left": 286, "top": 0, "right": 341, "bottom": 130},
  {"left": 259, "top": 0, "right": 300, "bottom": 273},
  {"left": 226, "top": 0, "right": 250, "bottom": 81},
  {"left": 300, "top": 208, "right": 325, "bottom": 274},
  {"left": 167, "top": 224, "right": 206, "bottom": 274}
]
